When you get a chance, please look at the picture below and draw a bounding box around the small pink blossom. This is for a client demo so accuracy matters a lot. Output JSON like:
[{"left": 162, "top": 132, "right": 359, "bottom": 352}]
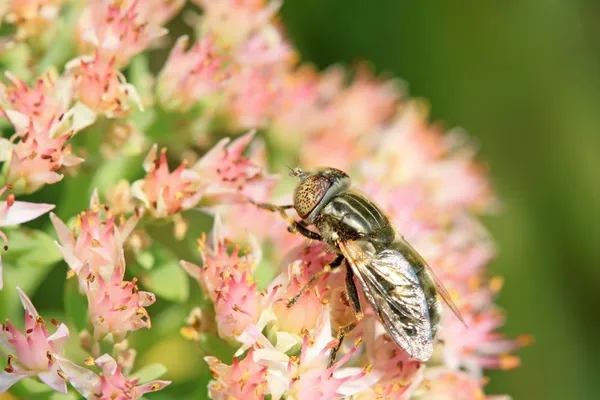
[
  {"left": 205, "top": 348, "right": 269, "bottom": 400},
  {"left": 0, "top": 184, "right": 54, "bottom": 288},
  {"left": 194, "top": 0, "right": 282, "bottom": 47},
  {"left": 0, "top": 71, "right": 72, "bottom": 133},
  {"left": 271, "top": 261, "right": 330, "bottom": 335},
  {"left": 85, "top": 265, "right": 156, "bottom": 342},
  {"left": 214, "top": 271, "right": 260, "bottom": 338},
  {"left": 192, "top": 130, "right": 279, "bottom": 203},
  {"left": 224, "top": 65, "right": 283, "bottom": 129},
  {"left": 181, "top": 216, "right": 259, "bottom": 302},
  {"left": 1, "top": 117, "right": 83, "bottom": 194},
  {"left": 50, "top": 191, "right": 138, "bottom": 287},
  {"left": 58, "top": 354, "right": 170, "bottom": 399},
  {"left": 416, "top": 368, "right": 507, "bottom": 400},
  {"left": 131, "top": 146, "right": 202, "bottom": 238},
  {"left": 67, "top": 52, "right": 143, "bottom": 118},
  {"left": 76, "top": 0, "right": 168, "bottom": 66},
  {"left": 440, "top": 291, "right": 532, "bottom": 377},
  {"left": 0, "top": 288, "right": 69, "bottom": 393},
  {"left": 248, "top": 310, "right": 378, "bottom": 400},
  {"left": 2, "top": 0, "right": 65, "bottom": 40},
  {"left": 157, "top": 35, "right": 229, "bottom": 112}
]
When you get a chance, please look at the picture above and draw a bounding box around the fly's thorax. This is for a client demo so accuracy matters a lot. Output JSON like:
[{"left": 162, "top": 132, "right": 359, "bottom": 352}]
[
  {"left": 319, "top": 190, "right": 395, "bottom": 245},
  {"left": 292, "top": 167, "right": 351, "bottom": 223}
]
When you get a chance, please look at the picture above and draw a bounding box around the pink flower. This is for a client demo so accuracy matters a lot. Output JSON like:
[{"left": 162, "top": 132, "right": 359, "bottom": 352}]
[
  {"left": 271, "top": 260, "right": 330, "bottom": 335},
  {"left": 193, "top": 0, "right": 282, "bottom": 47},
  {"left": 2, "top": 0, "right": 65, "bottom": 40},
  {"left": 50, "top": 191, "right": 138, "bottom": 287},
  {"left": 214, "top": 271, "right": 260, "bottom": 338},
  {"left": 439, "top": 289, "right": 532, "bottom": 377},
  {"left": 157, "top": 35, "right": 229, "bottom": 112},
  {"left": 0, "top": 288, "right": 69, "bottom": 393},
  {"left": 192, "top": 130, "right": 279, "bottom": 203},
  {"left": 76, "top": 0, "right": 168, "bottom": 66},
  {"left": 248, "top": 310, "right": 378, "bottom": 400},
  {"left": 0, "top": 70, "right": 72, "bottom": 134},
  {"left": 181, "top": 215, "right": 259, "bottom": 302},
  {"left": 415, "top": 367, "right": 508, "bottom": 400},
  {"left": 0, "top": 185, "right": 54, "bottom": 289},
  {"left": 85, "top": 265, "right": 156, "bottom": 342},
  {"left": 358, "top": 315, "right": 424, "bottom": 400},
  {"left": 131, "top": 146, "right": 203, "bottom": 237},
  {"left": 67, "top": 52, "right": 143, "bottom": 118},
  {"left": 58, "top": 354, "right": 170, "bottom": 399},
  {"left": 1, "top": 117, "right": 83, "bottom": 194},
  {"left": 224, "top": 65, "right": 283, "bottom": 129},
  {"left": 205, "top": 348, "right": 269, "bottom": 400}
]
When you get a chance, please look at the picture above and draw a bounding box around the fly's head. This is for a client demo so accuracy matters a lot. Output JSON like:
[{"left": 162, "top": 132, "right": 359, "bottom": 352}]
[{"left": 290, "top": 167, "right": 351, "bottom": 223}]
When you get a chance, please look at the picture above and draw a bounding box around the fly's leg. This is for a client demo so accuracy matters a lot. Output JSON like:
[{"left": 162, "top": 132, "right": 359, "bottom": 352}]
[
  {"left": 287, "top": 255, "right": 344, "bottom": 307},
  {"left": 328, "top": 267, "right": 363, "bottom": 368},
  {"left": 249, "top": 201, "right": 322, "bottom": 241}
]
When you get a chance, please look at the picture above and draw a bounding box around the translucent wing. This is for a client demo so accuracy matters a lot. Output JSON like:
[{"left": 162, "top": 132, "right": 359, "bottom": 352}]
[
  {"left": 395, "top": 236, "right": 467, "bottom": 327},
  {"left": 338, "top": 240, "right": 433, "bottom": 362}
]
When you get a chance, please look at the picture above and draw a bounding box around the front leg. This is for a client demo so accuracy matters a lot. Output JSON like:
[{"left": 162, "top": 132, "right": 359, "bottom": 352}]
[{"left": 249, "top": 200, "right": 322, "bottom": 241}]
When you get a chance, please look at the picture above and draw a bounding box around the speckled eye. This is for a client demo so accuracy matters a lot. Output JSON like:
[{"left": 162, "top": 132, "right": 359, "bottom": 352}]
[{"left": 293, "top": 175, "right": 331, "bottom": 219}]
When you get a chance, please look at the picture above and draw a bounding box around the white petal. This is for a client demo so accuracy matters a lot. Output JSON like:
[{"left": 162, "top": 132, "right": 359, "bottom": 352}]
[
  {"left": 336, "top": 367, "right": 382, "bottom": 396},
  {"left": 0, "top": 371, "right": 27, "bottom": 393},
  {"left": 80, "top": 28, "right": 99, "bottom": 47},
  {"left": 0, "top": 201, "right": 55, "bottom": 227},
  {"left": 94, "top": 354, "right": 118, "bottom": 375},
  {"left": 67, "top": 102, "right": 97, "bottom": 133},
  {"left": 16, "top": 287, "right": 39, "bottom": 318},
  {"left": 55, "top": 356, "right": 100, "bottom": 397},
  {"left": 47, "top": 323, "right": 70, "bottom": 346},
  {"left": 4, "top": 110, "right": 29, "bottom": 132},
  {"left": 38, "top": 369, "right": 67, "bottom": 393},
  {"left": 275, "top": 331, "right": 300, "bottom": 354}
]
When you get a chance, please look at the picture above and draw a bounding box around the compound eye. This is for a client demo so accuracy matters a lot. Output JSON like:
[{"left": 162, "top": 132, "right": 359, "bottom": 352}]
[{"left": 294, "top": 175, "right": 331, "bottom": 219}]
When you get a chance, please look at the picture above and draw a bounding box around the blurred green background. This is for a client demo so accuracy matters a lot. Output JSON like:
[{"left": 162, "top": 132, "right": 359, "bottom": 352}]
[{"left": 280, "top": 0, "right": 600, "bottom": 399}]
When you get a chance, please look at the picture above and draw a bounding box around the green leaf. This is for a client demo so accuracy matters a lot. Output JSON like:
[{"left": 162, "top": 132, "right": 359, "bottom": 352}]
[
  {"left": 144, "top": 259, "right": 190, "bottom": 303},
  {"left": 64, "top": 278, "right": 89, "bottom": 332},
  {"left": 3, "top": 228, "right": 62, "bottom": 269},
  {"left": 130, "top": 363, "right": 168, "bottom": 383}
]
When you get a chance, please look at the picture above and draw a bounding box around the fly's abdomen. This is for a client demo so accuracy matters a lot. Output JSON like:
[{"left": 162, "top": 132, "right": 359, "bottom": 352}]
[{"left": 322, "top": 191, "right": 395, "bottom": 245}]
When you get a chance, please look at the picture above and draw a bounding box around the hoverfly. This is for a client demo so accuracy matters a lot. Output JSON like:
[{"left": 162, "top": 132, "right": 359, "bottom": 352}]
[{"left": 251, "top": 167, "right": 465, "bottom": 367}]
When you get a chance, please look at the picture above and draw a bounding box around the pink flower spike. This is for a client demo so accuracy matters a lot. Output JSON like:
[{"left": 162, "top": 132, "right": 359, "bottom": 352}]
[
  {"left": 194, "top": 0, "right": 282, "bottom": 47},
  {"left": 2, "top": 0, "right": 65, "bottom": 40},
  {"left": 85, "top": 266, "right": 156, "bottom": 342},
  {"left": 193, "top": 131, "right": 279, "bottom": 204},
  {"left": 205, "top": 348, "right": 269, "bottom": 400},
  {"left": 0, "top": 287, "right": 69, "bottom": 394},
  {"left": 67, "top": 52, "right": 143, "bottom": 119},
  {"left": 57, "top": 354, "right": 170, "bottom": 399},
  {"left": 2, "top": 116, "right": 83, "bottom": 194},
  {"left": 181, "top": 214, "right": 260, "bottom": 302},
  {"left": 50, "top": 192, "right": 138, "bottom": 287},
  {"left": 0, "top": 70, "right": 71, "bottom": 134},
  {"left": 214, "top": 271, "right": 260, "bottom": 338},
  {"left": 76, "top": 0, "right": 168, "bottom": 67},
  {"left": 157, "top": 35, "right": 229, "bottom": 112}
]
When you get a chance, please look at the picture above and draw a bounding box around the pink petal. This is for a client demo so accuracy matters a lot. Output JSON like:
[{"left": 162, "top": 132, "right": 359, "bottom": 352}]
[
  {"left": 94, "top": 354, "right": 118, "bottom": 375},
  {"left": 49, "top": 213, "right": 74, "bottom": 247},
  {"left": 0, "top": 201, "right": 55, "bottom": 227},
  {"left": 0, "top": 370, "right": 27, "bottom": 393}
]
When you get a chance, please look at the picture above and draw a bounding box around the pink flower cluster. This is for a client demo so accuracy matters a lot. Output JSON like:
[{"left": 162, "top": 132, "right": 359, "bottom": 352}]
[{"left": 0, "top": 0, "right": 527, "bottom": 398}]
